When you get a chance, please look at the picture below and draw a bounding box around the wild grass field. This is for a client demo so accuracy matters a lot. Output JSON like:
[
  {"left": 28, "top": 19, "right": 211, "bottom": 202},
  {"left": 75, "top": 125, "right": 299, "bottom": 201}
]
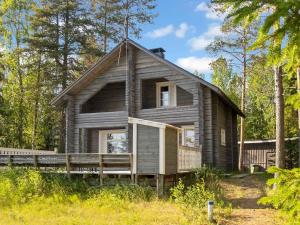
[
  {"left": 0, "top": 167, "right": 295, "bottom": 225},
  {"left": 0, "top": 168, "right": 231, "bottom": 225}
]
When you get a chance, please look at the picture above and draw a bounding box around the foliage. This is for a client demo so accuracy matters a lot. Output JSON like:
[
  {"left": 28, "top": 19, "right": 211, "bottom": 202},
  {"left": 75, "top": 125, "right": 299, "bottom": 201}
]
[
  {"left": 0, "top": 168, "right": 232, "bottom": 225},
  {"left": 170, "top": 167, "right": 224, "bottom": 208},
  {"left": 211, "top": 0, "right": 300, "bottom": 106},
  {"left": 258, "top": 167, "right": 300, "bottom": 225},
  {"left": 210, "top": 57, "right": 240, "bottom": 106},
  {"left": 0, "top": 168, "right": 157, "bottom": 207},
  {"left": 0, "top": 0, "right": 156, "bottom": 150}
]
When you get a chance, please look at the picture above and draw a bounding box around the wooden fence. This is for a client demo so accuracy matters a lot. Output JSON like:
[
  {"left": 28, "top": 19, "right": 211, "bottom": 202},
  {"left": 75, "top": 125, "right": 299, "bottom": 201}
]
[
  {"left": 240, "top": 137, "right": 298, "bottom": 170},
  {"left": 177, "top": 145, "right": 202, "bottom": 172},
  {"left": 0, "top": 153, "right": 133, "bottom": 184}
]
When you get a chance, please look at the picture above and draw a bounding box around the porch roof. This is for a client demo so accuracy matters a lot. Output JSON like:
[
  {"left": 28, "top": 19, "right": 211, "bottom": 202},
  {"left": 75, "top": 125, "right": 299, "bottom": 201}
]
[{"left": 128, "top": 117, "right": 180, "bottom": 130}]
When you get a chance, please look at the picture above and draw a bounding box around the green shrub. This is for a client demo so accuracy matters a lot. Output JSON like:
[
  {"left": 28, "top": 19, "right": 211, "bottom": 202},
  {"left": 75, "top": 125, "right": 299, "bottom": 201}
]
[
  {"left": 0, "top": 168, "right": 155, "bottom": 207},
  {"left": 170, "top": 179, "right": 216, "bottom": 208},
  {"left": 0, "top": 168, "right": 45, "bottom": 205},
  {"left": 170, "top": 168, "right": 224, "bottom": 208},
  {"left": 258, "top": 167, "right": 300, "bottom": 225}
]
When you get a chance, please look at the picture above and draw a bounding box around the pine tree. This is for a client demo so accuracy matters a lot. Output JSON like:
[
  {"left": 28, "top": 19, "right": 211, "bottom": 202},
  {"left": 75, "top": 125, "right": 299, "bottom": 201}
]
[
  {"left": 29, "top": 0, "right": 104, "bottom": 152},
  {"left": 211, "top": 0, "right": 300, "bottom": 169},
  {"left": 206, "top": 9, "right": 258, "bottom": 171}
]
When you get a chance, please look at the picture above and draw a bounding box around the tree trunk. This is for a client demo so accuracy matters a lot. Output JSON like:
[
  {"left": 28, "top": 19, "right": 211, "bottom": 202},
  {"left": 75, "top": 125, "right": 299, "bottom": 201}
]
[
  {"left": 59, "top": 0, "right": 70, "bottom": 153},
  {"left": 297, "top": 67, "right": 300, "bottom": 167},
  {"left": 103, "top": 0, "right": 108, "bottom": 53},
  {"left": 31, "top": 53, "right": 42, "bottom": 150},
  {"left": 238, "top": 43, "right": 247, "bottom": 171},
  {"left": 16, "top": 36, "right": 24, "bottom": 149},
  {"left": 274, "top": 65, "right": 285, "bottom": 171}
]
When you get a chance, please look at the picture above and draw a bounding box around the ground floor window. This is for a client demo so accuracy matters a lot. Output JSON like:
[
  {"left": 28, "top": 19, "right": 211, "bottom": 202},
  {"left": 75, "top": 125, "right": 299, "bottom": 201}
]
[
  {"left": 99, "top": 130, "right": 127, "bottom": 153},
  {"left": 180, "top": 125, "right": 195, "bottom": 147}
]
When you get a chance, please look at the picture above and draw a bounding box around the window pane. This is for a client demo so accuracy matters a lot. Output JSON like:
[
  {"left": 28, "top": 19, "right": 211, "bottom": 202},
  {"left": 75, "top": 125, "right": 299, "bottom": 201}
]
[
  {"left": 184, "top": 129, "right": 195, "bottom": 147},
  {"left": 106, "top": 131, "right": 127, "bottom": 153},
  {"left": 107, "top": 140, "right": 127, "bottom": 153},
  {"left": 107, "top": 132, "right": 126, "bottom": 141},
  {"left": 160, "top": 86, "right": 169, "bottom": 106}
]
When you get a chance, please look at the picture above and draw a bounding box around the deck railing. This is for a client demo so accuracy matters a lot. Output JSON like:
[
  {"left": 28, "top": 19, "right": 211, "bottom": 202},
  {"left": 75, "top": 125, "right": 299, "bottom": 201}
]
[
  {"left": 0, "top": 147, "right": 55, "bottom": 155},
  {"left": 0, "top": 153, "right": 133, "bottom": 184},
  {"left": 177, "top": 145, "right": 202, "bottom": 172}
]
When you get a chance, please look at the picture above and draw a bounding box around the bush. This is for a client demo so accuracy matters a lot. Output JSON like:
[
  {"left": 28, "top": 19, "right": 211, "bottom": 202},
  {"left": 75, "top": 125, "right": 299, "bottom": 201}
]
[
  {"left": 170, "top": 168, "right": 224, "bottom": 208},
  {"left": 258, "top": 167, "right": 300, "bottom": 225},
  {"left": 0, "top": 168, "right": 45, "bottom": 205},
  {"left": 0, "top": 168, "right": 156, "bottom": 207}
]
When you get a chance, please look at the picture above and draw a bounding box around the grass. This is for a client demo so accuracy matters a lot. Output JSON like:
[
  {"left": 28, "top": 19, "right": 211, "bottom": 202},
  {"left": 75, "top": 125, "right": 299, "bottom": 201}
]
[{"left": 0, "top": 168, "right": 231, "bottom": 225}]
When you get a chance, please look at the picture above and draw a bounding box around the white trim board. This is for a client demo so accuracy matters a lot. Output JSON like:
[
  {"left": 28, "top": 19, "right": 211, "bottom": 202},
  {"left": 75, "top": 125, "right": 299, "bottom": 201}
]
[
  {"left": 128, "top": 117, "right": 180, "bottom": 130},
  {"left": 159, "top": 127, "right": 166, "bottom": 174}
]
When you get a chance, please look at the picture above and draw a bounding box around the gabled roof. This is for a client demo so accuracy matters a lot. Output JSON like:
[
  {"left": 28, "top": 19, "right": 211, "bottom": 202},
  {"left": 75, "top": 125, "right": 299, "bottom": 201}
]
[{"left": 51, "top": 38, "right": 244, "bottom": 117}]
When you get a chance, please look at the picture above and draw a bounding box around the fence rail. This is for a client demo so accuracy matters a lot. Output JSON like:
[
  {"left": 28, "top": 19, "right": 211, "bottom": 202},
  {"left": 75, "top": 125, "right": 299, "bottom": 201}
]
[
  {"left": 0, "top": 147, "right": 55, "bottom": 155},
  {"left": 0, "top": 153, "right": 133, "bottom": 184},
  {"left": 177, "top": 145, "right": 202, "bottom": 172}
]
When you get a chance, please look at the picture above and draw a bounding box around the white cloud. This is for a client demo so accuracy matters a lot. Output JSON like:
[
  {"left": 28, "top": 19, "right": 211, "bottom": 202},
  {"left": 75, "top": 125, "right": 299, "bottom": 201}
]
[
  {"left": 147, "top": 25, "right": 174, "bottom": 38},
  {"left": 148, "top": 23, "right": 192, "bottom": 39},
  {"left": 188, "top": 24, "right": 222, "bottom": 51},
  {"left": 176, "top": 56, "right": 215, "bottom": 73},
  {"left": 175, "top": 23, "right": 189, "bottom": 38},
  {"left": 195, "top": 2, "right": 225, "bottom": 20}
]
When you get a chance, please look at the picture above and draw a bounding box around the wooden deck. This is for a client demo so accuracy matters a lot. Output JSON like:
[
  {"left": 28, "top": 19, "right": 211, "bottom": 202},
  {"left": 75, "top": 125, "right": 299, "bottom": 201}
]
[
  {"left": 0, "top": 153, "right": 133, "bottom": 184},
  {"left": 0, "top": 145, "right": 202, "bottom": 177}
]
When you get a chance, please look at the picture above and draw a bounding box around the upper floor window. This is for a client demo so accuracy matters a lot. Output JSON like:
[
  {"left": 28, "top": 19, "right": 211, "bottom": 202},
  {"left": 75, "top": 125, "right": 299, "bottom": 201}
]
[{"left": 156, "top": 81, "right": 176, "bottom": 108}]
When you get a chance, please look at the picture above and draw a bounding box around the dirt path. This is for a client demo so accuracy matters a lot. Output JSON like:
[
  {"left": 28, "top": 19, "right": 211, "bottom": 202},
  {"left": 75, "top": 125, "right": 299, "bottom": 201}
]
[{"left": 220, "top": 175, "right": 282, "bottom": 225}]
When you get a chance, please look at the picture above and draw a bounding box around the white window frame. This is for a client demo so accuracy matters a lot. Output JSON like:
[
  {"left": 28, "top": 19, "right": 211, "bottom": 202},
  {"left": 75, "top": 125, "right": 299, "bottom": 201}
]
[
  {"left": 156, "top": 81, "right": 177, "bottom": 108},
  {"left": 181, "top": 125, "right": 195, "bottom": 147},
  {"left": 220, "top": 128, "right": 226, "bottom": 146},
  {"left": 98, "top": 129, "right": 127, "bottom": 153}
]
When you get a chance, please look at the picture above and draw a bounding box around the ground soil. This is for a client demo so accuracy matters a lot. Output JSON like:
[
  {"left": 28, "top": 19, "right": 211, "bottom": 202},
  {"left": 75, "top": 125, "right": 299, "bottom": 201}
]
[{"left": 220, "top": 174, "right": 283, "bottom": 225}]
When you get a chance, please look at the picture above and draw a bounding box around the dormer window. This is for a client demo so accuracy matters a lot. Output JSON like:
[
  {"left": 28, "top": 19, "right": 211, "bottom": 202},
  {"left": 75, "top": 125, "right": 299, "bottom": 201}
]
[{"left": 156, "top": 81, "right": 176, "bottom": 108}]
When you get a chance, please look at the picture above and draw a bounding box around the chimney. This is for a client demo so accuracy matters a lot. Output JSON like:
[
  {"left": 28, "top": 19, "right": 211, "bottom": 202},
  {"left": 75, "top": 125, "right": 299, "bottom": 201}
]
[{"left": 149, "top": 48, "right": 165, "bottom": 58}]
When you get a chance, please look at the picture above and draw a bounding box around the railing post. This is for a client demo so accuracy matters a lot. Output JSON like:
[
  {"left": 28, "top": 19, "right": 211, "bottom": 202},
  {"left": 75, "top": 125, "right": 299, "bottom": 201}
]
[
  {"left": 33, "top": 155, "right": 38, "bottom": 168},
  {"left": 66, "top": 154, "right": 71, "bottom": 179},
  {"left": 129, "top": 154, "right": 134, "bottom": 183},
  {"left": 8, "top": 155, "right": 13, "bottom": 167},
  {"left": 99, "top": 154, "right": 103, "bottom": 186}
]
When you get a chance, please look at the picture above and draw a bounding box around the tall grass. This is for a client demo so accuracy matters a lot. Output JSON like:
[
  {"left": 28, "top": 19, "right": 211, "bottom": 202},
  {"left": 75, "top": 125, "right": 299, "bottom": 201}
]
[
  {"left": 0, "top": 168, "right": 155, "bottom": 207},
  {"left": 0, "top": 167, "right": 230, "bottom": 225}
]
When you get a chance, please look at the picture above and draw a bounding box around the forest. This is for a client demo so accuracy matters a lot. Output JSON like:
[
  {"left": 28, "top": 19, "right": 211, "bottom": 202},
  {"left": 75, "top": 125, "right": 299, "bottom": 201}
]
[
  {"left": 0, "top": 1, "right": 299, "bottom": 225},
  {"left": 0, "top": 0, "right": 299, "bottom": 159}
]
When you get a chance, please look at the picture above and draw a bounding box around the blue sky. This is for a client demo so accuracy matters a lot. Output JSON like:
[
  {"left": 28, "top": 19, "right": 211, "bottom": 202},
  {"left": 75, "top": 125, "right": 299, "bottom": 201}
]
[{"left": 131, "top": 0, "right": 224, "bottom": 77}]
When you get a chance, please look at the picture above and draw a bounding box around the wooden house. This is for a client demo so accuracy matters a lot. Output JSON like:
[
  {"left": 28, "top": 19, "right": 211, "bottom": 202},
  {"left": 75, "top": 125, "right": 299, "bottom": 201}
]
[{"left": 51, "top": 39, "right": 244, "bottom": 178}]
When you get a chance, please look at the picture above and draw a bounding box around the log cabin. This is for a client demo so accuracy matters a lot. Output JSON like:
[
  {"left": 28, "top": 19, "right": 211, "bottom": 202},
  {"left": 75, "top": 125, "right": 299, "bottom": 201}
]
[{"left": 51, "top": 39, "right": 244, "bottom": 181}]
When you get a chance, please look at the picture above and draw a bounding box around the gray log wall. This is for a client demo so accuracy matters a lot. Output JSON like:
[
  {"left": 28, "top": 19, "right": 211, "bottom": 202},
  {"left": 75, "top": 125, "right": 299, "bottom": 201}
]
[{"left": 63, "top": 43, "right": 239, "bottom": 170}]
